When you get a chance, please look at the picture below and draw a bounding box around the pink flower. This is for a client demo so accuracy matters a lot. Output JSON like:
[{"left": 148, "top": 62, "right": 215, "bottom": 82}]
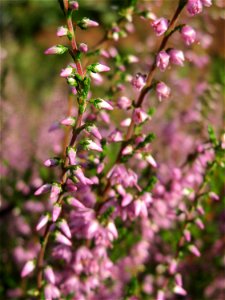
[
  {"left": 60, "top": 116, "right": 76, "bottom": 126},
  {"left": 34, "top": 183, "right": 51, "bottom": 196},
  {"left": 181, "top": 25, "right": 196, "bottom": 45},
  {"left": 50, "top": 183, "right": 62, "bottom": 202},
  {"left": 21, "top": 260, "right": 35, "bottom": 278},
  {"left": 131, "top": 73, "right": 146, "bottom": 90},
  {"left": 92, "top": 63, "right": 110, "bottom": 73},
  {"left": 187, "top": 0, "right": 203, "bottom": 16},
  {"left": 117, "top": 96, "right": 131, "bottom": 109},
  {"left": 145, "top": 154, "right": 158, "bottom": 168},
  {"left": 106, "top": 221, "right": 118, "bottom": 241},
  {"left": 91, "top": 98, "right": 113, "bottom": 110},
  {"left": 67, "top": 146, "right": 76, "bottom": 165},
  {"left": 44, "top": 284, "right": 60, "bottom": 300},
  {"left": 84, "top": 139, "right": 103, "bottom": 152},
  {"left": 60, "top": 66, "right": 73, "bottom": 77},
  {"left": 57, "top": 26, "right": 68, "bottom": 37},
  {"left": 86, "top": 124, "right": 102, "bottom": 140},
  {"left": 108, "top": 130, "right": 123, "bottom": 142},
  {"left": 122, "top": 145, "right": 133, "bottom": 155},
  {"left": 121, "top": 193, "right": 133, "bottom": 207},
  {"left": 169, "top": 49, "right": 185, "bottom": 66},
  {"left": 188, "top": 244, "right": 201, "bottom": 257},
  {"left": 173, "top": 285, "right": 187, "bottom": 296},
  {"left": 59, "top": 219, "right": 72, "bottom": 239},
  {"left": 44, "top": 266, "right": 55, "bottom": 285},
  {"left": 156, "top": 51, "right": 170, "bottom": 71},
  {"left": 78, "top": 18, "right": 99, "bottom": 29},
  {"left": 69, "top": 1, "right": 79, "bottom": 10},
  {"left": 156, "top": 82, "right": 171, "bottom": 101},
  {"left": 44, "top": 158, "right": 59, "bottom": 167},
  {"left": 55, "top": 232, "right": 72, "bottom": 247},
  {"left": 201, "top": 0, "right": 212, "bottom": 7},
  {"left": 133, "top": 108, "right": 149, "bottom": 124},
  {"left": 52, "top": 203, "right": 62, "bottom": 222},
  {"left": 152, "top": 18, "right": 169, "bottom": 36},
  {"left": 44, "top": 45, "right": 68, "bottom": 55},
  {"left": 36, "top": 214, "right": 49, "bottom": 231},
  {"left": 79, "top": 43, "right": 88, "bottom": 53},
  {"left": 74, "top": 167, "right": 93, "bottom": 185}
]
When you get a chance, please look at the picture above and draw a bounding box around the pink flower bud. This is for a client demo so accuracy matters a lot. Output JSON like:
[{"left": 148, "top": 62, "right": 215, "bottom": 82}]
[
  {"left": 21, "top": 260, "right": 35, "bottom": 278},
  {"left": 91, "top": 98, "right": 113, "bottom": 110},
  {"left": 184, "top": 229, "right": 191, "bottom": 242},
  {"left": 156, "top": 82, "right": 171, "bottom": 101},
  {"left": 44, "top": 266, "right": 55, "bottom": 284},
  {"left": 121, "top": 193, "right": 133, "bottom": 207},
  {"left": 97, "top": 162, "right": 104, "bottom": 174},
  {"left": 201, "top": 0, "right": 212, "bottom": 7},
  {"left": 60, "top": 66, "right": 73, "bottom": 77},
  {"left": 169, "top": 49, "right": 185, "bottom": 66},
  {"left": 156, "top": 51, "right": 170, "bottom": 71},
  {"left": 106, "top": 221, "right": 118, "bottom": 241},
  {"left": 121, "top": 118, "right": 131, "bottom": 127},
  {"left": 156, "top": 290, "right": 165, "bottom": 300},
  {"left": 44, "top": 158, "right": 59, "bottom": 167},
  {"left": 187, "top": 0, "right": 203, "bottom": 16},
  {"left": 197, "top": 205, "right": 205, "bottom": 215},
  {"left": 66, "top": 197, "right": 86, "bottom": 209},
  {"left": 74, "top": 167, "right": 93, "bottom": 185},
  {"left": 122, "top": 145, "right": 133, "bottom": 155},
  {"left": 34, "top": 183, "right": 51, "bottom": 196},
  {"left": 134, "top": 199, "right": 142, "bottom": 217},
  {"left": 59, "top": 219, "right": 71, "bottom": 239},
  {"left": 60, "top": 116, "right": 76, "bottom": 126},
  {"left": 67, "top": 147, "right": 76, "bottom": 165},
  {"left": 69, "top": 1, "right": 79, "bottom": 10},
  {"left": 169, "top": 259, "right": 177, "bottom": 274},
  {"left": 195, "top": 218, "right": 205, "bottom": 230},
  {"left": 52, "top": 203, "right": 62, "bottom": 222},
  {"left": 86, "top": 124, "right": 102, "bottom": 140},
  {"left": 209, "top": 192, "right": 219, "bottom": 201},
  {"left": 36, "top": 214, "right": 49, "bottom": 231},
  {"left": 126, "top": 55, "right": 139, "bottom": 63},
  {"left": 57, "top": 26, "right": 68, "bottom": 37},
  {"left": 117, "top": 96, "right": 131, "bottom": 109},
  {"left": 44, "top": 45, "right": 68, "bottom": 55},
  {"left": 188, "top": 244, "right": 201, "bottom": 257},
  {"left": 152, "top": 18, "right": 169, "bottom": 36},
  {"left": 133, "top": 108, "right": 149, "bottom": 124},
  {"left": 78, "top": 18, "right": 99, "bottom": 29},
  {"left": 71, "top": 87, "right": 77, "bottom": 95},
  {"left": 173, "top": 285, "right": 187, "bottom": 296},
  {"left": 108, "top": 130, "right": 123, "bottom": 142},
  {"left": 85, "top": 139, "right": 103, "bottom": 152},
  {"left": 175, "top": 273, "right": 183, "bottom": 287},
  {"left": 55, "top": 232, "right": 72, "bottom": 247},
  {"left": 50, "top": 184, "right": 61, "bottom": 202},
  {"left": 79, "top": 43, "right": 88, "bottom": 53},
  {"left": 92, "top": 63, "right": 110, "bottom": 73},
  {"left": 181, "top": 25, "right": 196, "bottom": 45},
  {"left": 44, "top": 284, "right": 60, "bottom": 300},
  {"left": 131, "top": 73, "right": 146, "bottom": 90},
  {"left": 90, "top": 72, "right": 103, "bottom": 85},
  {"left": 145, "top": 154, "right": 158, "bottom": 168}
]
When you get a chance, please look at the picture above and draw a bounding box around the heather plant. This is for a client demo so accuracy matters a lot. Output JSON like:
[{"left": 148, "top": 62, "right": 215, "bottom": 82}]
[{"left": 1, "top": 0, "right": 225, "bottom": 299}]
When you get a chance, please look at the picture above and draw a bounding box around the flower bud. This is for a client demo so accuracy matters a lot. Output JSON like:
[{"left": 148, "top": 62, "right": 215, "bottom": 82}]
[
  {"left": 44, "top": 45, "right": 68, "bottom": 55},
  {"left": 169, "top": 49, "right": 185, "bottom": 66},
  {"left": 88, "top": 63, "right": 110, "bottom": 73},
  {"left": 156, "top": 51, "right": 170, "bottom": 71},
  {"left": 90, "top": 98, "right": 113, "bottom": 110},
  {"left": 187, "top": 0, "right": 203, "bottom": 16},
  {"left": 69, "top": 1, "right": 79, "bottom": 10},
  {"left": 44, "top": 158, "right": 59, "bottom": 167},
  {"left": 156, "top": 82, "right": 171, "bottom": 101},
  {"left": 67, "top": 146, "right": 77, "bottom": 165},
  {"left": 82, "top": 138, "right": 103, "bottom": 152},
  {"left": 188, "top": 244, "right": 201, "bottom": 257},
  {"left": 57, "top": 26, "right": 68, "bottom": 37},
  {"left": 55, "top": 232, "right": 72, "bottom": 247},
  {"left": 86, "top": 124, "right": 102, "bottom": 140},
  {"left": 21, "top": 260, "right": 35, "bottom": 278},
  {"left": 145, "top": 154, "right": 158, "bottom": 168},
  {"left": 173, "top": 285, "right": 187, "bottom": 296},
  {"left": 78, "top": 43, "right": 88, "bottom": 53},
  {"left": 78, "top": 18, "right": 99, "bottom": 29},
  {"left": 50, "top": 183, "right": 62, "bottom": 202},
  {"left": 36, "top": 214, "right": 49, "bottom": 231},
  {"left": 133, "top": 108, "right": 149, "bottom": 124},
  {"left": 60, "top": 116, "right": 76, "bottom": 126},
  {"left": 58, "top": 219, "right": 71, "bottom": 239},
  {"left": 74, "top": 167, "right": 94, "bottom": 185},
  {"left": 52, "top": 203, "right": 62, "bottom": 222},
  {"left": 34, "top": 183, "right": 51, "bottom": 196},
  {"left": 131, "top": 73, "right": 146, "bottom": 90},
  {"left": 181, "top": 25, "right": 196, "bottom": 45},
  {"left": 152, "top": 18, "right": 169, "bottom": 36},
  {"left": 44, "top": 266, "right": 55, "bottom": 284},
  {"left": 60, "top": 66, "right": 73, "bottom": 78},
  {"left": 117, "top": 96, "right": 131, "bottom": 109},
  {"left": 201, "top": 0, "right": 212, "bottom": 7},
  {"left": 122, "top": 145, "right": 133, "bottom": 155}
]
